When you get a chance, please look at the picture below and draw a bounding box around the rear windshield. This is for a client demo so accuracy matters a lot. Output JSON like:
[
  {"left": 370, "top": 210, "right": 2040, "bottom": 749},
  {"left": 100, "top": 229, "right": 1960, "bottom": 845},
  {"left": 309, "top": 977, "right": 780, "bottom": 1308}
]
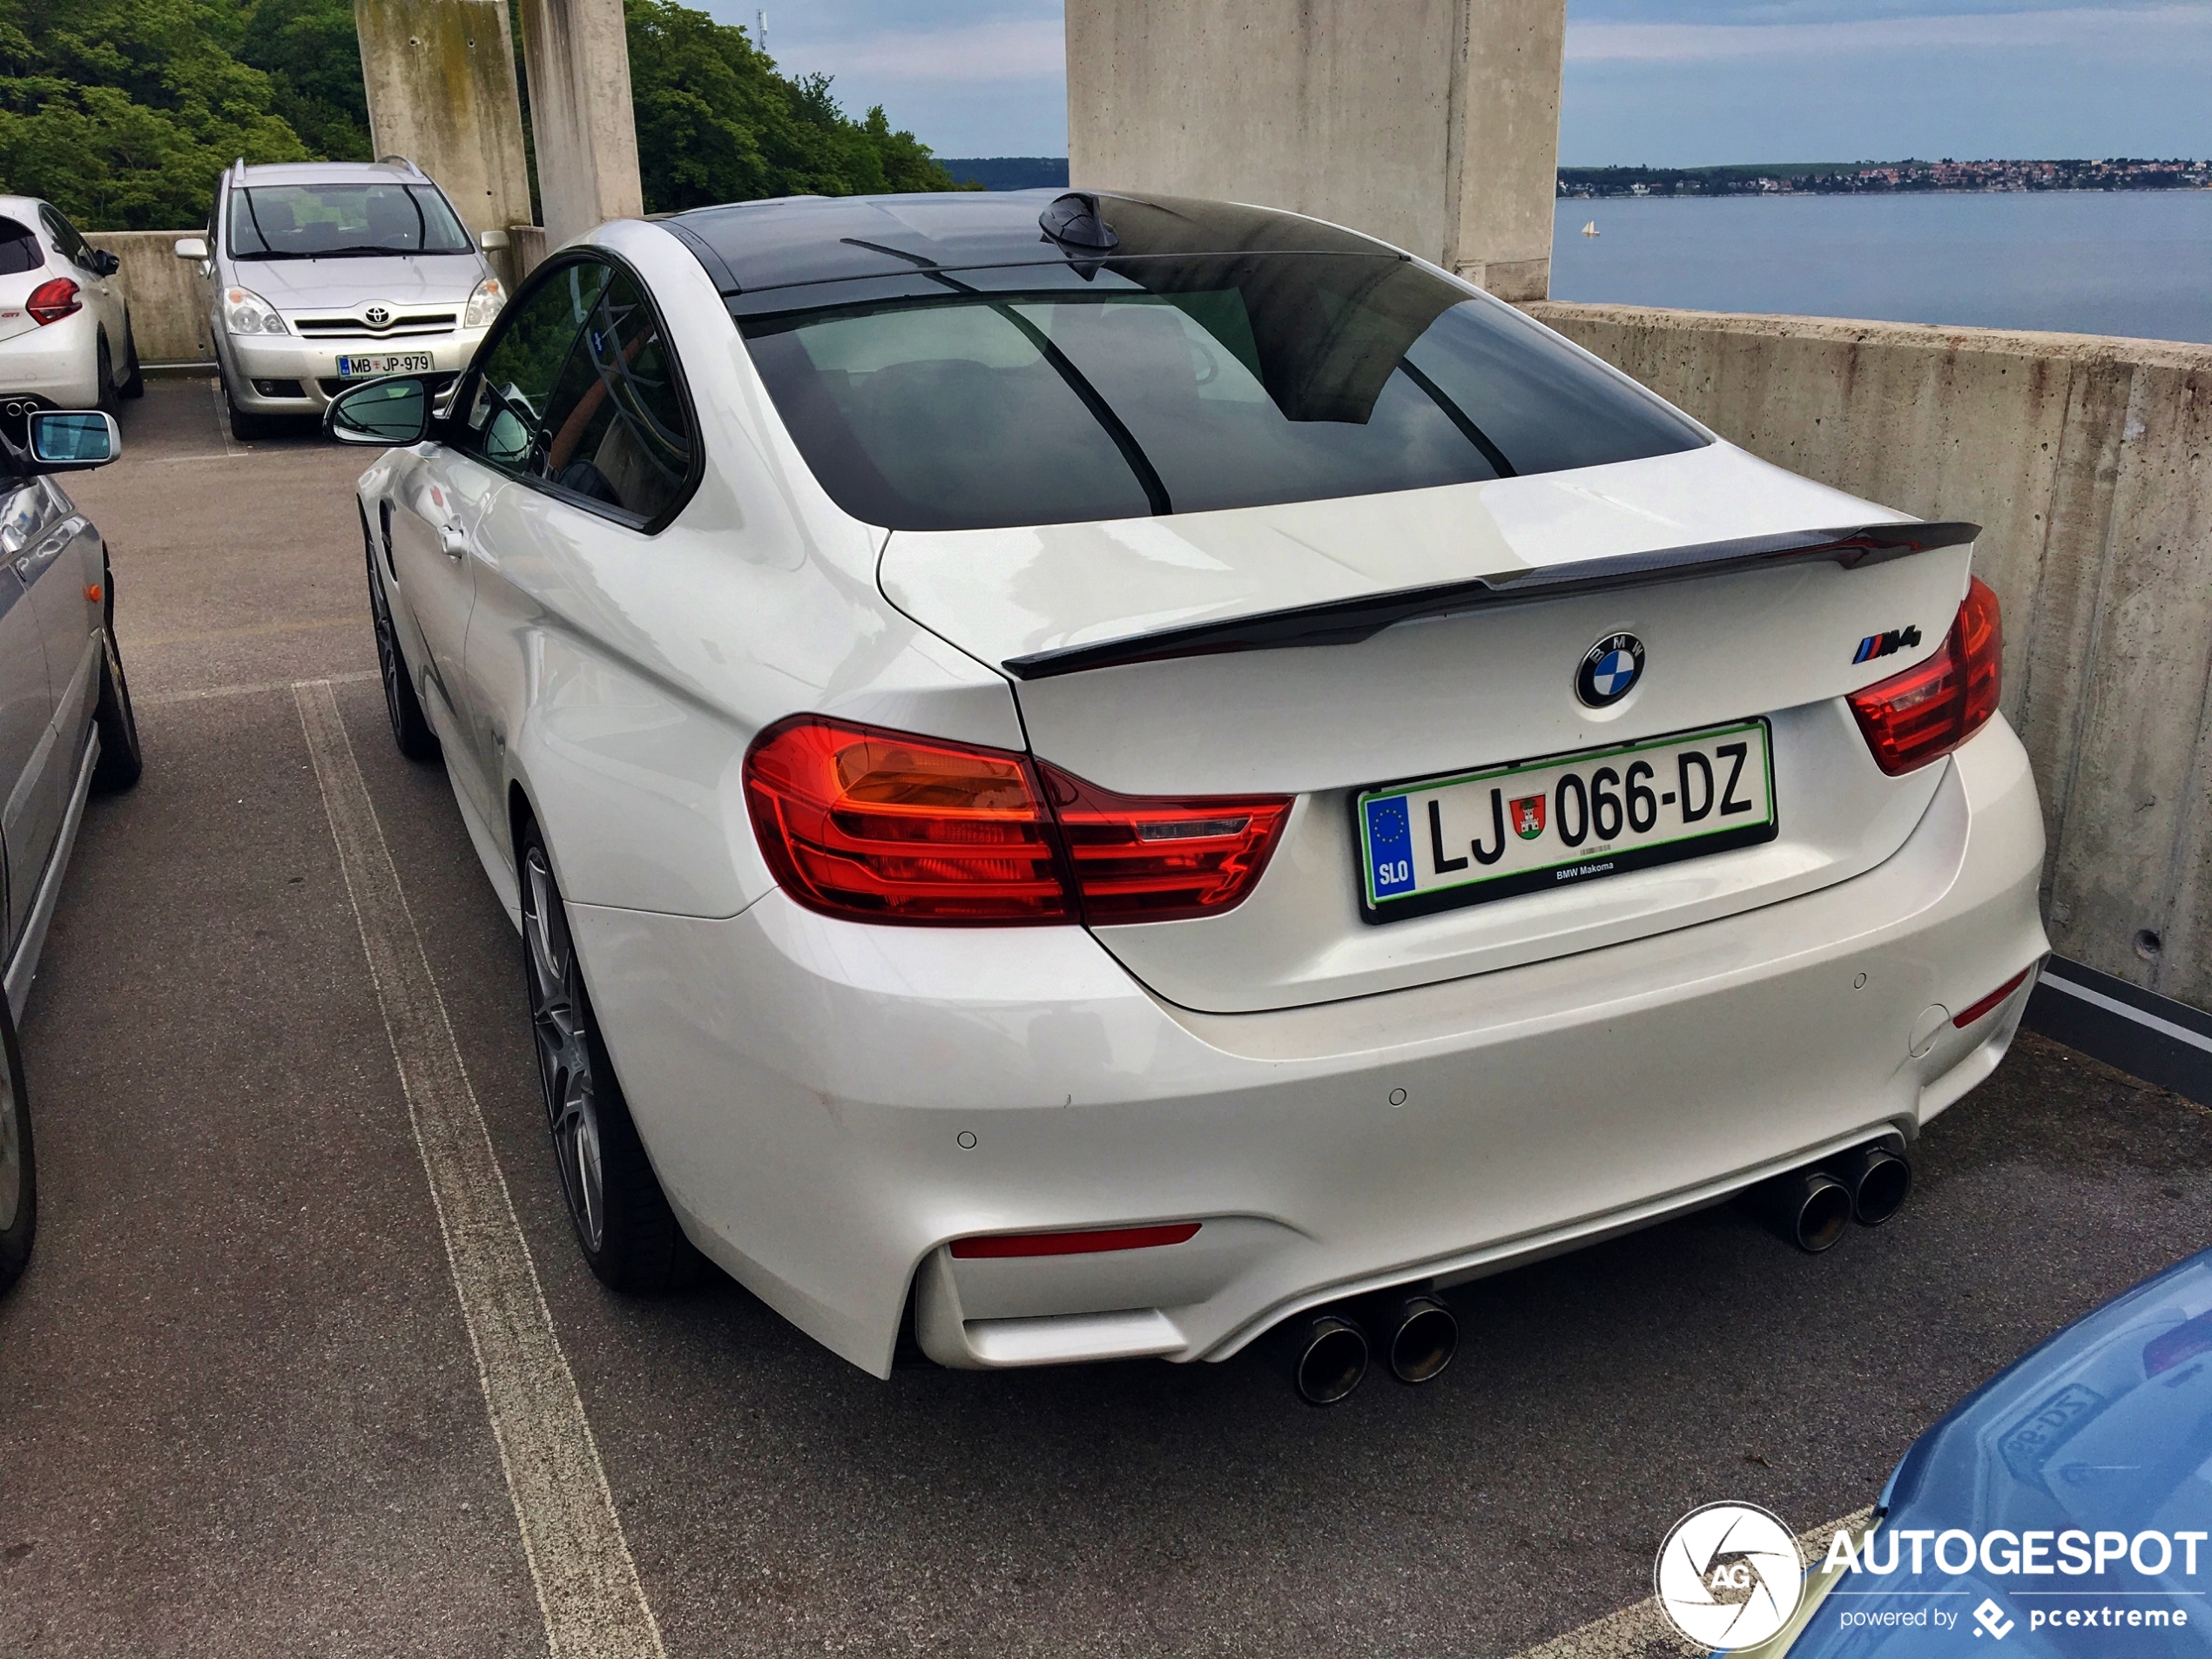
[
  {"left": 229, "top": 184, "right": 473, "bottom": 259},
  {"left": 0, "top": 218, "right": 41, "bottom": 277},
  {"left": 736, "top": 253, "right": 1706, "bottom": 530}
]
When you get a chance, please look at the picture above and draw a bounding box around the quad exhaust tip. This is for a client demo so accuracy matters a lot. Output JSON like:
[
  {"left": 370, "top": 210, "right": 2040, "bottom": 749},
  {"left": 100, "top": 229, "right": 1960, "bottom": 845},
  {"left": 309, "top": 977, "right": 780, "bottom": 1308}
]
[
  {"left": 1379, "top": 1292, "right": 1458, "bottom": 1385},
  {"left": 1280, "top": 1290, "right": 1459, "bottom": 1403},
  {"left": 1748, "top": 1138, "right": 1913, "bottom": 1251},
  {"left": 1288, "top": 1312, "right": 1370, "bottom": 1406},
  {"left": 1752, "top": 1169, "right": 1854, "bottom": 1253},
  {"left": 1841, "top": 1142, "right": 1912, "bottom": 1225}
]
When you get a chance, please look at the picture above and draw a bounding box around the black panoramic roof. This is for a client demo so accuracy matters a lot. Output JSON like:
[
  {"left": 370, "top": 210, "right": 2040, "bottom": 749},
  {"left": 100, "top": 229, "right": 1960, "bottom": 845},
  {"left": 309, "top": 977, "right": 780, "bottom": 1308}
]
[{"left": 658, "top": 189, "right": 1403, "bottom": 299}]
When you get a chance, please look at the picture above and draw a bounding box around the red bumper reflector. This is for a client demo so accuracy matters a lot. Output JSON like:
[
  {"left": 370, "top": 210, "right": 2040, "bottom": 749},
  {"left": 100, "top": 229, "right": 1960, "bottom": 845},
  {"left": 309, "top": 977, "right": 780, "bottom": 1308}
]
[
  {"left": 1952, "top": 967, "right": 2032, "bottom": 1028},
  {"left": 949, "top": 1222, "right": 1202, "bottom": 1259}
]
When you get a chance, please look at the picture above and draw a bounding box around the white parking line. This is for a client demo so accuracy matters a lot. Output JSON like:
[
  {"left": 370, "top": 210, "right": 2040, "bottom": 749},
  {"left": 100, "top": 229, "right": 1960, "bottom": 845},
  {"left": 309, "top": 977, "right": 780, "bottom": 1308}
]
[
  {"left": 1509, "top": 1508, "right": 1873, "bottom": 1659},
  {"left": 293, "top": 678, "right": 665, "bottom": 1659},
  {"left": 145, "top": 669, "right": 377, "bottom": 706}
]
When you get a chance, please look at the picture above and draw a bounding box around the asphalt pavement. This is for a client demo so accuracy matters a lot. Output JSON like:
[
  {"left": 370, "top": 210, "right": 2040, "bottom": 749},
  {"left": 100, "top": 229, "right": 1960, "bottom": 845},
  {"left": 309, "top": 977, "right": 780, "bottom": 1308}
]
[{"left": 3, "top": 378, "right": 2210, "bottom": 1657}]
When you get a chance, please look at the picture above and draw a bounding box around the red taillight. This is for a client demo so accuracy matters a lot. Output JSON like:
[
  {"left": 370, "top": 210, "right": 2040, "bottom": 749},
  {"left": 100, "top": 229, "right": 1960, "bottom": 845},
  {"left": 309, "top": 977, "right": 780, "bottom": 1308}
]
[
  {"left": 950, "top": 1223, "right": 1202, "bottom": 1258},
  {"left": 25, "top": 277, "right": 79, "bottom": 326},
  {"left": 1952, "top": 966, "right": 2032, "bottom": 1028},
  {"left": 741, "top": 717, "right": 1291, "bottom": 926},
  {"left": 1039, "top": 762, "right": 1291, "bottom": 924},
  {"left": 742, "top": 718, "right": 1072, "bottom": 922},
  {"left": 1848, "top": 576, "right": 2002, "bottom": 775}
]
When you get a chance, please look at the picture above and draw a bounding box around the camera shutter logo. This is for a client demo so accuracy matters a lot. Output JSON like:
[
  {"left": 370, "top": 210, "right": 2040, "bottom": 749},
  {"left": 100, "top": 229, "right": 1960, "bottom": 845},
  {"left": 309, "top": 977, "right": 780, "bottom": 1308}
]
[{"left": 1655, "top": 1502, "right": 1804, "bottom": 1649}]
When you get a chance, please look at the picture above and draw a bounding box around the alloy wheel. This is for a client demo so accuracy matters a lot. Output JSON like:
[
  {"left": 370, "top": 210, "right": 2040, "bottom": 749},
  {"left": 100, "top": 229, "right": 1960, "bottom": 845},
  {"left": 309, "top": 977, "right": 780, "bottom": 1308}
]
[
  {"left": 523, "top": 846, "right": 604, "bottom": 1251},
  {"left": 368, "top": 560, "right": 408, "bottom": 740}
]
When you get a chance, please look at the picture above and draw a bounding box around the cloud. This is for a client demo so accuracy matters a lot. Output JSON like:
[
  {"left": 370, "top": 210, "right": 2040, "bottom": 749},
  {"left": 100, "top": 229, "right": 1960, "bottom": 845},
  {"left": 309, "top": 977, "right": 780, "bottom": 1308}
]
[
  {"left": 1567, "top": 2, "right": 2212, "bottom": 60},
  {"left": 775, "top": 16, "right": 1064, "bottom": 83}
]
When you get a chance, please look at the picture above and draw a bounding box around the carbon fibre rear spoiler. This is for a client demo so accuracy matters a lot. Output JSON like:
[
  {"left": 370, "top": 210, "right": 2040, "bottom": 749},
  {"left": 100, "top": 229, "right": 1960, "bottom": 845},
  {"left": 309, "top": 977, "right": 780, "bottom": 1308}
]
[{"left": 999, "top": 520, "right": 1979, "bottom": 682}]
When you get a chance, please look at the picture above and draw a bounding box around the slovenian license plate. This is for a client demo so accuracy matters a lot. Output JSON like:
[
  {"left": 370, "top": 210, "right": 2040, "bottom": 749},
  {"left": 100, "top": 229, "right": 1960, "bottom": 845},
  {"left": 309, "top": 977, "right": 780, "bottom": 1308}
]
[
  {"left": 336, "top": 353, "right": 433, "bottom": 378},
  {"left": 1355, "top": 718, "right": 1778, "bottom": 922}
]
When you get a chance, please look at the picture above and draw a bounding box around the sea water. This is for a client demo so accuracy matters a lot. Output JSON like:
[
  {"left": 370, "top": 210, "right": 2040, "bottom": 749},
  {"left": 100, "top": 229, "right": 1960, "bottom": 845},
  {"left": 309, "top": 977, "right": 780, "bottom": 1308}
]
[{"left": 1550, "top": 190, "right": 2212, "bottom": 344}]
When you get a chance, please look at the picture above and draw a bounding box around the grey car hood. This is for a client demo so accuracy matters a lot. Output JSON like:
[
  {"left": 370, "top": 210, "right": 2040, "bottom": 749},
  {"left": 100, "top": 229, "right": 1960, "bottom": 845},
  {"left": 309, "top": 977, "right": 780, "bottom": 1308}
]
[{"left": 227, "top": 253, "right": 487, "bottom": 309}]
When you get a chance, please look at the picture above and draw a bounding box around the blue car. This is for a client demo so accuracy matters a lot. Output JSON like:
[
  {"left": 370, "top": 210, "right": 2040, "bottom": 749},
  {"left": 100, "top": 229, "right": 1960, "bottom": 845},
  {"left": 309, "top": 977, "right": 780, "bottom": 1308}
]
[{"left": 1764, "top": 1247, "right": 2212, "bottom": 1655}]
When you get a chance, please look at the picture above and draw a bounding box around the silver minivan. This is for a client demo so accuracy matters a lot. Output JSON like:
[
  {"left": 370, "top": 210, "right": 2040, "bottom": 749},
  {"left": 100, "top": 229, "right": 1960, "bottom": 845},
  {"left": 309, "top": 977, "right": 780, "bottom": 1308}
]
[
  {"left": 0, "top": 408, "right": 140, "bottom": 1292},
  {"left": 177, "top": 158, "right": 508, "bottom": 441}
]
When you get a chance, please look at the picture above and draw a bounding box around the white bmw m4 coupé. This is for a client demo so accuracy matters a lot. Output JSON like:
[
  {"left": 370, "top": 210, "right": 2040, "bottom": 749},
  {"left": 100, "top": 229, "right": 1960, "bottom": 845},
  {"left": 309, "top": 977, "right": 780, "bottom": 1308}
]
[{"left": 329, "top": 190, "right": 2047, "bottom": 1403}]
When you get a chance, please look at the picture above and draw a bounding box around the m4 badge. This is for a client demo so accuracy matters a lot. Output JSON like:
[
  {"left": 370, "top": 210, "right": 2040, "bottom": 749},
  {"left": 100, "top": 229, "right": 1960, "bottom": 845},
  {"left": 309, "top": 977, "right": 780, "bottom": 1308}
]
[
  {"left": 1853, "top": 624, "right": 1922, "bottom": 664},
  {"left": 1511, "top": 794, "right": 1545, "bottom": 840}
]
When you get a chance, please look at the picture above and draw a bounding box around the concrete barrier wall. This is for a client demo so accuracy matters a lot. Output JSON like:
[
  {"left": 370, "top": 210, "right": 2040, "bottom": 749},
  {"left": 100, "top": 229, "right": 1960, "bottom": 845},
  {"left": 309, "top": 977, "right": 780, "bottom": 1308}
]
[
  {"left": 90, "top": 230, "right": 212, "bottom": 366},
  {"left": 509, "top": 224, "right": 550, "bottom": 283},
  {"left": 1529, "top": 302, "right": 2212, "bottom": 1009}
]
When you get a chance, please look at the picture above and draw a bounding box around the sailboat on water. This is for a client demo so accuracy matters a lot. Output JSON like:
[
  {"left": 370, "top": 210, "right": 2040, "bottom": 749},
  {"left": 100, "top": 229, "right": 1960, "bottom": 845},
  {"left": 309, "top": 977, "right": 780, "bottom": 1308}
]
[{"left": 1581, "top": 220, "right": 1600, "bottom": 236}]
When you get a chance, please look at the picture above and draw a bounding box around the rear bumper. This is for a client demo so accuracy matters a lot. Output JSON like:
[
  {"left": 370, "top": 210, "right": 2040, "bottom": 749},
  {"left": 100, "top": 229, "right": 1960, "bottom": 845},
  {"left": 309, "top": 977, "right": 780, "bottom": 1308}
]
[
  {"left": 569, "top": 714, "right": 2048, "bottom": 1379},
  {"left": 218, "top": 327, "right": 487, "bottom": 411},
  {"left": 0, "top": 311, "right": 99, "bottom": 407}
]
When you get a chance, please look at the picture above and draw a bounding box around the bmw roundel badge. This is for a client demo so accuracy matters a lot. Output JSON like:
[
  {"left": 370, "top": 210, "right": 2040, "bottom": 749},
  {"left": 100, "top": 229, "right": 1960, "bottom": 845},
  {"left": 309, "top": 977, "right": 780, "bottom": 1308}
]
[{"left": 1575, "top": 632, "right": 1645, "bottom": 707}]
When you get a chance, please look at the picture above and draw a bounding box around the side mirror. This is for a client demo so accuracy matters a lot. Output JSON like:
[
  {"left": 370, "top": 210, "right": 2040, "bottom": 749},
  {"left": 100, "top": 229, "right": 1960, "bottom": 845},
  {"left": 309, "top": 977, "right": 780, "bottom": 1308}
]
[
  {"left": 88, "top": 248, "right": 121, "bottom": 278},
  {"left": 326, "top": 375, "right": 430, "bottom": 447},
  {"left": 25, "top": 410, "right": 120, "bottom": 471},
  {"left": 172, "top": 236, "right": 207, "bottom": 260},
  {"left": 478, "top": 228, "right": 510, "bottom": 252}
]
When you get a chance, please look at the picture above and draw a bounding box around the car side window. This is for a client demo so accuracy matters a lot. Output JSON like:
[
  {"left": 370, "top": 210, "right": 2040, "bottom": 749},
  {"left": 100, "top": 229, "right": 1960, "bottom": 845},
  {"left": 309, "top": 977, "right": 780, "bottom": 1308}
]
[
  {"left": 0, "top": 219, "right": 41, "bottom": 278},
  {"left": 37, "top": 207, "right": 91, "bottom": 271},
  {"left": 535, "top": 271, "right": 695, "bottom": 522},
  {"left": 463, "top": 262, "right": 610, "bottom": 474}
]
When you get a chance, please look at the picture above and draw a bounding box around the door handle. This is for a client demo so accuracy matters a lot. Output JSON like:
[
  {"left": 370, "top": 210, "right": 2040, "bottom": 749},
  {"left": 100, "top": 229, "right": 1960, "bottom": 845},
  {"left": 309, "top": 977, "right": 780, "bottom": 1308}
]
[{"left": 436, "top": 523, "right": 469, "bottom": 559}]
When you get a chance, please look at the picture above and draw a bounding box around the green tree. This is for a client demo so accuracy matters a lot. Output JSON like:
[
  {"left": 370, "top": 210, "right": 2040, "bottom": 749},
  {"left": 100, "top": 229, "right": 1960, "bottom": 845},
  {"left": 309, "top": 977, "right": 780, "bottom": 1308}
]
[
  {"left": 623, "top": 0, "right": 958, "bottom": 212},
  {"left": 0, "top": 0, "right": 956, "bottom": 229},
  {"left": 237, "top": 0, "right": 371, "bottom": 163},
  {"left": 0, "top": 0, "right": 307, "bottom": 227}
]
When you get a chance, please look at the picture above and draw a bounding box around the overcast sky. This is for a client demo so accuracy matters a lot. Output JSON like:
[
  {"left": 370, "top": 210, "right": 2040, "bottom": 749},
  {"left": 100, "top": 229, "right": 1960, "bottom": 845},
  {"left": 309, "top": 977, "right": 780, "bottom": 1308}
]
[{"left": 715, "top": 0, "right": 2212, "bottom": 165}]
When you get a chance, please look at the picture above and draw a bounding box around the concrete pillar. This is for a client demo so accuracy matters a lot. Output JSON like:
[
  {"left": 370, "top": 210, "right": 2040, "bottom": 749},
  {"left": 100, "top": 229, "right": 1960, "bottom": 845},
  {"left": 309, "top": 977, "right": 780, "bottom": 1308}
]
[
  {"left": 514, "top": 0, "right": 644, "bottom": 247},
  {"left": 355, "top": 0, "right": 535, "bottom": 240},
  {"left": 1066, "top": 0, "right": 1565, "bottom": 300}
]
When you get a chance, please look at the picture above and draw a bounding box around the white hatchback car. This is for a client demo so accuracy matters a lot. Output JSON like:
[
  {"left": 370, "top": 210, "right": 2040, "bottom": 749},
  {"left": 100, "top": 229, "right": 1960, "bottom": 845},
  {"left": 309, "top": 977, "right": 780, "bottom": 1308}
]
[
  {"left": 0, "top": 197, "right": 142, "bottom": 433},
  {"left": 329, "top": 192, "right": 2048, "bottom": 1402}
]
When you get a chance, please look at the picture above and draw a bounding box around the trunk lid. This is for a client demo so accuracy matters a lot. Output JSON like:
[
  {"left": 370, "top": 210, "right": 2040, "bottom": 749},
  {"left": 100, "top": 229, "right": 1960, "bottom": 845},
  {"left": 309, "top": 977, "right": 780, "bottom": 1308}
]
[{"left": 878, "top": 442, "right": 1975, "bottom": 1013}]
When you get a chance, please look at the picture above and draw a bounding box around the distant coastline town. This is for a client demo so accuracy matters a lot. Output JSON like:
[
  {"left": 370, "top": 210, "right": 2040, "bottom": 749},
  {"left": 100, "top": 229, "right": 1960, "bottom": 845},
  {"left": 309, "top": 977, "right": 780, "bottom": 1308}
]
[
  {"left": 1557, "top": 158, "right": 2212, "bottom": 198},
  {"left": 934, "top": 156, "right": 2212, "bottom": 199}
]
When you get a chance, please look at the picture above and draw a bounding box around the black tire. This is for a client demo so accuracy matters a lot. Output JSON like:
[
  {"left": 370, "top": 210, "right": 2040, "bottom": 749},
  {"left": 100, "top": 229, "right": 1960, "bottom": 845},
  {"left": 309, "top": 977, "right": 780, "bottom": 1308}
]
[
  {"left": 225, "top": 382, "right": 272, "bottom": 442},
  {"left": 95, "top": 335, "right": 117, "bottom": 416},
  {"left": 519, "top": 821, "right": 698, "bottom": 1291},
  {"left": 90, "top": 595, "right": 141, "bottom": 794},
  {"left": 120, "top": 318, "right": 145, "bottom": 399},
  {"left": 363, "top": 522, "right": 439, "bottom": 760},
  {"left": 0, "top": 994, "right": 37, "bottom": 1295}
]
